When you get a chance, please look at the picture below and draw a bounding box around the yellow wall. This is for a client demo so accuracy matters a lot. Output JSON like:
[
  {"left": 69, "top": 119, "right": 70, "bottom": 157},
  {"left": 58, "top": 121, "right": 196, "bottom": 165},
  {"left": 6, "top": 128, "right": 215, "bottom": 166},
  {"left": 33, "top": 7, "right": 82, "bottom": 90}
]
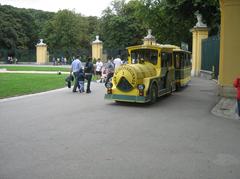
[
  {"left": 219, "top": 0, "right": 240, "bottom": 97},
  {"left": 36, "top": 45, "right": 48, "bottom": 64},
  {"left": 190, "top": 28, "right": 208, "bottom": 76}
]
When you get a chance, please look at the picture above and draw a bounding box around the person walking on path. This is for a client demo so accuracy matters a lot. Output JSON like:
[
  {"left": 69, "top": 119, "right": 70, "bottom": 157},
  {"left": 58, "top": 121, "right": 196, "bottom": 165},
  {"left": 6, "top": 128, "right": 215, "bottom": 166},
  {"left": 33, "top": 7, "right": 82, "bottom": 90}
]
[
  {"left": 95, "top": 58, "right": 103, "bottom": 80},
  {"left": 70, "top": 55, "right": 82, "bottom": 92},
  {"left": 233, "top": 77, "right": 240, "bottom": 117},
  {"left": 84, "top": 57, "right": 94, "bottom": 93},
  {"left": 113, "top": 55, "right": 122, "bottom": 70}
]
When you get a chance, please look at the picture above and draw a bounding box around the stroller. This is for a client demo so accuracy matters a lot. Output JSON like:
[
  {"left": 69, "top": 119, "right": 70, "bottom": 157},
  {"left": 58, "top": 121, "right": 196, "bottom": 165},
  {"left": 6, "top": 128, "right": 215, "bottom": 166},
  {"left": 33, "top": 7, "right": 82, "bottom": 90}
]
[{"left": 100, "top": 66, "right": 108, "bottom": 83}]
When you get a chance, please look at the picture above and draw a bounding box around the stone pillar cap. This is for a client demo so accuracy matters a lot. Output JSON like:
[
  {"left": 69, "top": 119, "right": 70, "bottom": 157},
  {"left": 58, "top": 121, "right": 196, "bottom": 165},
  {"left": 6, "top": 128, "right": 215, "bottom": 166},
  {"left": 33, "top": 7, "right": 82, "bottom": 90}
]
[
  {"left": 190, "top": 27, "right": 209, "bottom": 32},
  {"left": 143, "top": 29, "right": 156, "bottom": 41},
  {"left": 194, "top": 11, "right": 207, "bottom": 28},
  {"left": 36, "top": 39, "right": 47, "bottom": 46},
  {"left": 92, "top": 35, "right": 102, "bottom": 44}
]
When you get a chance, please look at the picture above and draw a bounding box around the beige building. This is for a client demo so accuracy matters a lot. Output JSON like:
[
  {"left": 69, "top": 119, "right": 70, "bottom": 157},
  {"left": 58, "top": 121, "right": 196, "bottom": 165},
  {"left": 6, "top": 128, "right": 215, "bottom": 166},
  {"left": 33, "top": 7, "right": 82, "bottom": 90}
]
[
  {"left": 218, "top": 0, "right": 240, "bottom": 97},
  {"left": 36, "top": 39, "right": 48, "bottom": 64}
]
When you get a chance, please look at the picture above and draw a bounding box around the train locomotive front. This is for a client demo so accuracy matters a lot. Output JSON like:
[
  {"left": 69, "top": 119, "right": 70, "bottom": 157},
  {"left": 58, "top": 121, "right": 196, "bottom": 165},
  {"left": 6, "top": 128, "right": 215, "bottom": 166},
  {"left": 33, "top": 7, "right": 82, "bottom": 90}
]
[{"left": 105, "top": 61, "right": 158, "bottom": 103}]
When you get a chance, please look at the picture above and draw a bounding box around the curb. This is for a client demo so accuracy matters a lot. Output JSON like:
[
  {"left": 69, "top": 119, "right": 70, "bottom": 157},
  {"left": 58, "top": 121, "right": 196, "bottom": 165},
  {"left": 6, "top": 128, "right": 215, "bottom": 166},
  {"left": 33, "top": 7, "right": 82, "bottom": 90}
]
[
  {"left": 0, "top": 70, "right": 70, "bottom": 74},
  {"left": 0, "top": 82, "right": 101, "bottom": 103},
  {"left": 211, "top": 97, "right": 240, "bottom": 120},
  {"left": 0, "top": 87, "right": 68, "bottom": 103}
]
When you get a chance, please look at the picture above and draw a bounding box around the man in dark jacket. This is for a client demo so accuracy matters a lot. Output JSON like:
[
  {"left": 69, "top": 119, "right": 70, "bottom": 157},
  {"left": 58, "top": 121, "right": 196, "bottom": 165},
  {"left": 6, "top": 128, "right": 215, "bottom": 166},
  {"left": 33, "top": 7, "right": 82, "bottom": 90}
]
[{"left": 84, "top": 57, "right": 94, "bottom": 93}]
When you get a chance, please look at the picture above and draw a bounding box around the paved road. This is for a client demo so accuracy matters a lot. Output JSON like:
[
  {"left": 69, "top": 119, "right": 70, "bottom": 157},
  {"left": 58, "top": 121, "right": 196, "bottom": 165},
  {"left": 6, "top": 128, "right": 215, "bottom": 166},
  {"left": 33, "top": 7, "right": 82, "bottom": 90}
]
[{"left": 0, "top": 78, "right": 240, "bottom": 179}]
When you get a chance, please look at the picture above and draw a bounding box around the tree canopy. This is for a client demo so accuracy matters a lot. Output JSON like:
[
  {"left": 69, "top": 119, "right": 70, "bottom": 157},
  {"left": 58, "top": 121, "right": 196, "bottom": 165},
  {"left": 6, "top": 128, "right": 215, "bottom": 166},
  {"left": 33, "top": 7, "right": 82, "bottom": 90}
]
[{"left": 0, "top": 0, "right": 220, "bottom": 59}]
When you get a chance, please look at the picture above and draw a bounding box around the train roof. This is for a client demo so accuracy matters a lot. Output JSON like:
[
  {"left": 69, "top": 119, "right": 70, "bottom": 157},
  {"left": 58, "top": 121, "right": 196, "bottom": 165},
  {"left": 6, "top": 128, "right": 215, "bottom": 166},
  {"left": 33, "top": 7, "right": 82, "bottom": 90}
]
[
  {"left": 127, "top": 44, "right": 176, "bottom": 50},
  {"left": 127, "top": 44, "right": 191, "bottom": 53},
  {"left": 173, "top": 48, "right": 191, "bottom": 54}
]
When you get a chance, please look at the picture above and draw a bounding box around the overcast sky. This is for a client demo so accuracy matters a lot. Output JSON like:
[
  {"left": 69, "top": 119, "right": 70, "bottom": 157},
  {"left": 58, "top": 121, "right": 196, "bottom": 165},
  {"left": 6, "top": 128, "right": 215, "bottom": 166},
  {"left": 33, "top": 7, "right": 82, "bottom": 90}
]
[{"left": 0, "top": 0, "right": 116, "bottom": 17}]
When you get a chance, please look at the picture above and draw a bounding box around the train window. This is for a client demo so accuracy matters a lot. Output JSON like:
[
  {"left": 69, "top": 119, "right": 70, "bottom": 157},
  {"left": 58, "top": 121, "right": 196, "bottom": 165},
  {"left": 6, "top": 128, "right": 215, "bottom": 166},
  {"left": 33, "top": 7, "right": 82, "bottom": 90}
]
[
  {"left": 168, "top": 54, "right": 172, "bottom": 66},
  {"left": 175, "top": 54, "right": 180, "bottom": 68},
  {"left": 185, "top": 54, "right": 189, "bottom": 66},
  {"left": 174, "top": 51, "right": 191, "bottom": 68},
  {"left": 161, "top": 53, "right": 167, "bottom": 67},
  {"left": 150, "top": 51, "right": 158, "bottom": 65},
  {"left": 161, "top": 52, "right": 172, "bottom": 68},
  {"left": 184, "top": 53, "right": 189, "bottom": 67},
  {"left": 180, "top": 54, "right": 185, "bottom": 68},
  {"left": 131, "top": 49, "right": 158, "bottom": 65}
]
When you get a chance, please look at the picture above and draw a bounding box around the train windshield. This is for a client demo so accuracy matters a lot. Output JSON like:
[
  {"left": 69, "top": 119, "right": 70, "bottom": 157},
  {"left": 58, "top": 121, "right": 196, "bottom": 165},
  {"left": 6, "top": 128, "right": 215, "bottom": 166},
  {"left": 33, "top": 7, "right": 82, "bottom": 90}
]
[{"left": 130, "top": 49, "right": 158, "bottom": 65}]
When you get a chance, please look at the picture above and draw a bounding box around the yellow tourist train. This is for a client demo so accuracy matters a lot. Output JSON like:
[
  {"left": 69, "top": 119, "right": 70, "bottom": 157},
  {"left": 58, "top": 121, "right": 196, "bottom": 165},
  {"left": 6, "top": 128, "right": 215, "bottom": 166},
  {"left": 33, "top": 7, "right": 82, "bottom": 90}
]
[{"left": 104, "top": 31, "right": 191, "bottom": 103}]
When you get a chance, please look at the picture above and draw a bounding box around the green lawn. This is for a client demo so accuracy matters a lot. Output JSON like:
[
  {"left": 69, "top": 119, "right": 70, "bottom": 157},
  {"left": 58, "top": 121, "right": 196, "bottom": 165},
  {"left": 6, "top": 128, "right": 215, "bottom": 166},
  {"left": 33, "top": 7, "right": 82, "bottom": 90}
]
[
  {"left": 0, "top": 73, "right": 68, "bottom": 99},
  {"left": 0, "top": 65, "right": 70, "bottom": 72}
]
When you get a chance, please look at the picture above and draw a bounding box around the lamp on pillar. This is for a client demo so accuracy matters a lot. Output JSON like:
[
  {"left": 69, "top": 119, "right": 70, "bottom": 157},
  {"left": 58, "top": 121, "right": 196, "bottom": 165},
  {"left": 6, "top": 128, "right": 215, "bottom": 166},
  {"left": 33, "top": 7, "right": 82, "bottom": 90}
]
[
  {"left": 190, "top": 11, "right": 209, "bottom": 77},
  {"left": 36, "top": 39, "right": 48, "bottom": 64},
  {"left": 92, "top": 35, "right": 103, "bottom": 61},
  {"left": 143, "top": 29, "right": 156, "bottom": 45}
]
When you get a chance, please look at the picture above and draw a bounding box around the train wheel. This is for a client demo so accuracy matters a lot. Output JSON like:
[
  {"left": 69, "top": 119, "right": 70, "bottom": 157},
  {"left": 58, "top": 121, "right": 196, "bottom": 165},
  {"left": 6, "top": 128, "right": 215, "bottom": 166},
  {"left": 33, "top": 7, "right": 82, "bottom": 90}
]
[{"left": 150, "top": 85, "right": 157, "bottom": 104}]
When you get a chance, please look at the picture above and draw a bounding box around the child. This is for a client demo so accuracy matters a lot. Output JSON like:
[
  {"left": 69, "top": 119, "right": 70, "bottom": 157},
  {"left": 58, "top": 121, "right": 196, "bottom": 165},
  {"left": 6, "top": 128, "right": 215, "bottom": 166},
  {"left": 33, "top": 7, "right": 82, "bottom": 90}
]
[{"left": 78, "top": 68, "right": 85, "bottom": 93}]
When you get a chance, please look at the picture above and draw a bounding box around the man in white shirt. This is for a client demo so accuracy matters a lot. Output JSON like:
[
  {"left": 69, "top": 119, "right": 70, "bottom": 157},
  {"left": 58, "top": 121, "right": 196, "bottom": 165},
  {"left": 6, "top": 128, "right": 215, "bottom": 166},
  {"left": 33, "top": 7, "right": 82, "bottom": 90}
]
[
  {"left": 113, "top": 55, "right": 122, "bottom": 70},
  {"left": 70, "top": 55, "right": 82, "bottom": 92},
  {"left": 95, "top": 58, "right": 103, "bottom": 80}
]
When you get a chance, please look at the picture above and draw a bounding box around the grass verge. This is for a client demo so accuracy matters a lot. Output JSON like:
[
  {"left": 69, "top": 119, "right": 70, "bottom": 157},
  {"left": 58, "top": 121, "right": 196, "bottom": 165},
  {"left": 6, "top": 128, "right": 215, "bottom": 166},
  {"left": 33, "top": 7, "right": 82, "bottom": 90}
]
[
  {"left": 0, "top": 65, "right": 70, "bottom": 72},
  {"left": 0, "top": 73, "right": 68, "bottom": 99}
]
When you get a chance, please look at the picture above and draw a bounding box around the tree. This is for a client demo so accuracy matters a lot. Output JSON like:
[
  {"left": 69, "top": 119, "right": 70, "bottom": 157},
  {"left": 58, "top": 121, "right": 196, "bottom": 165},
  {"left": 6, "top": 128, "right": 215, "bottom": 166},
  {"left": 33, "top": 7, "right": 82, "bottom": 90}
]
[
  {"left": 42, "top": 10, "right": 89, "bottom": 58},
  {"left": 140, "top": 0, "right": 220, "bottom": 48},
  {"left": 99, "top": 0, "right": 146, "bottom": 54},
  {"left": 0, "top": 5, "right": 54, "bottom": 50},
  {"left": 99, "top": 0, "right": 220, "bottom": 52}
]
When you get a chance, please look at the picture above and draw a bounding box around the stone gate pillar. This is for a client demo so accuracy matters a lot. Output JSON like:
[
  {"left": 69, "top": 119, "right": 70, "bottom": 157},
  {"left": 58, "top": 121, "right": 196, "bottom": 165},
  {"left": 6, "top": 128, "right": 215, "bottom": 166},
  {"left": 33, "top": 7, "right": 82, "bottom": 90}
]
[
  {"left": 36, "top": 39, "right": 48, "bottom": 64},
  {"left": 218, "top": 0, "right": 240, "bottom": 97},
  {"left": 190, "top": 12, "right": 208, "bottom": 76},
  {"left": 92, "top": 35, "right": 103, "bottom": 61}
]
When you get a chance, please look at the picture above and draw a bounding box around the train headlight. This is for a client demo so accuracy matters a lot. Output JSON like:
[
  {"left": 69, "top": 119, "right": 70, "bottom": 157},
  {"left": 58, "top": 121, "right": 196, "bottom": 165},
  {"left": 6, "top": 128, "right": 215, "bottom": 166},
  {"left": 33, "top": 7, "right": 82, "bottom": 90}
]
[
  {"left": 105, "top": 82, "right": 113, "bottom": 89},
  {"left": 137, "top": 84, "right": 145, "bottom": 90}
]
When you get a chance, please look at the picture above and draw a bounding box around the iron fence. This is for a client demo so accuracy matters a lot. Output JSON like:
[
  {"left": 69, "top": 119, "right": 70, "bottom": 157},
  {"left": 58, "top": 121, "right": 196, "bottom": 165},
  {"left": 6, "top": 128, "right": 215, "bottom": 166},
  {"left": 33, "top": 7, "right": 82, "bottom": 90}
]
[{"left": 201, "top": 35, "right": 220, "bottom": 79}]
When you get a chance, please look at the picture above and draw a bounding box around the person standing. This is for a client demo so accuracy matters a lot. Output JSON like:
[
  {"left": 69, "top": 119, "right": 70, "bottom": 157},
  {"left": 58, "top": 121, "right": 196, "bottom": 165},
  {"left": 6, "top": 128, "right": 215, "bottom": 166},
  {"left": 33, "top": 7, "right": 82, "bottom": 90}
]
[
  {"left": 95, "top": 58, "right": 103, "bottom": 80},
  {"left": 52, "top": 57, "right": 56, "bottom": 65},
  {"left": 233, "top": 77, "right": 240, "bottom": 117},
  {"left": 113, "top": 55, "right": 122, "bottom": 70},
  {"left": 84, "top": 57, "right": 94, "bottom": 93},
  {"left": 105, "top": 58, "right": 115, "bottom": 86},
  {"left": 70, "top": 55, "right": 82, "bottom": 92}
]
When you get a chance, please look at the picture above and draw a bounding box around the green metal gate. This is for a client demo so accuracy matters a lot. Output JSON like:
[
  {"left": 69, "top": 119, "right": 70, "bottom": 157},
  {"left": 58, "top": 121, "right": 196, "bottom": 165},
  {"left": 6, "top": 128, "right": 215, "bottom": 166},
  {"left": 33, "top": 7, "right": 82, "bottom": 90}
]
[{"left": 201, "top": 35, "right": 220, "bottom": 79}]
